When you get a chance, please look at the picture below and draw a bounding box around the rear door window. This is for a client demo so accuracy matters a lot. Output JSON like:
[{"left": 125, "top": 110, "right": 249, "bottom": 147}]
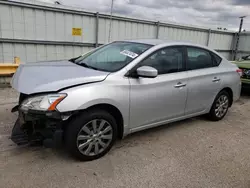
[{"left": 187, "top": 47, "right": 213, "bottom": 70}]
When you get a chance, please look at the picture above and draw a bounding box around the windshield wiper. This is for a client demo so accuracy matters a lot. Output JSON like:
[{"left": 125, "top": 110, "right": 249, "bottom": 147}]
[
  {"left": 68, "top": 56, "right": 82, "bottom": 63},
  {"left": 69, "top": 58, "right": 99, "bottom": 70},
  {"left": 78, "top": 62, "right": 99, "bottom": 70}
]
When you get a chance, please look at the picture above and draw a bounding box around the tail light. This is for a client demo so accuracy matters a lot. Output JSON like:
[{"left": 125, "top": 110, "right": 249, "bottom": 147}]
[{"left": 236, "top": 69, "right": 243, "bottom": 77}]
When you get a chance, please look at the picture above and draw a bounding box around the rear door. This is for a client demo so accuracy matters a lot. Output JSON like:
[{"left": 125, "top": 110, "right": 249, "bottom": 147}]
[{"left": 185, "top": 46, "right": 222, "bottom": 115}]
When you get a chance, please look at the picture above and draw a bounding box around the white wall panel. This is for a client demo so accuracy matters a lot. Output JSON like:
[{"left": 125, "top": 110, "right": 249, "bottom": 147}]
[
  {"left": 64, "top": 45, "right": 74, "bottom": 59},
  {"left": 45, "top": 11, "right": 56, "bottom": 41},
  {"left": 12, "top": 6, "right": 25, "bottom": 39},
  {"left": 24, "top": 8, "right": 36, "bottom": 39},
  {"left": 36, "top": 45, "right": 47, "bottom": 61},
  {"left": 0, "top": 5, "right": 13, "bottom": 39},
  {"left": 35, "top": 9, "right": 46, "bottom": 40},
  {"left": 55, "top": 45, "right": 64, "bottom": 60},
  {"left": 0, "top": 43, "right": 3, "bottom": 63},
  {"left": 238, "top": 34, "right": 250, "bottom": 52},
  {"left": 1, "top": 43, "right": 94, "bottom": 63},
  {"left": 65, "top": 14, "right": 73, "bottom": 42},
  {"left": 73, "top": 15, "right": 82, "bottom": 43},
  {"left": 218, "top": 52, "right": 231, "bottom": 60},
  {"left": 98, "top": 18, "right": 110, "bottom": 44},
  {"left": 14, "top": 44, "right": 26, "bottom": 62},
  {"left": 73, "top": 46, "right": 82, "bottom": 57},
  {"left": 159, "top": 26, "right": 208, "bottom": 46},
  {"left": 26, "top": 44, "right": 37, "bottom": 62},
  {"left": 55, "top": 12, "right": 65, "bottom": 41},
  {"left": 209, "top": 33, "right": 233, "bottom": 50},
  {"left": 98, "top": 19, "right": 155, "bottom": 43},
  {"left": 81, "top": 15, "right": 96, "bottom": 43},
  {"left": 46, "top": 45, "right": 57, "bottom": 60},
  {"left": 2, "top": 43, "right": 14, "bottom": 62}
]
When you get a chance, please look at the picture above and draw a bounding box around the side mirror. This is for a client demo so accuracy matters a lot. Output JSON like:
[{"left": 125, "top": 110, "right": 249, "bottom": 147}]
[{"left": 136, "top": 66, "right": 158, "bottom": 78}]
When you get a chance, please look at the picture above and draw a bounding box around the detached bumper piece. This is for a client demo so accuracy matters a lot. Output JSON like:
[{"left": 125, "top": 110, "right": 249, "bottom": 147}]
[
  {"left": 11, "top": 120, "right": 29, "bottom": 145},
  {"left": 11, "top": 110, "right": 69, "bottom": 148}
]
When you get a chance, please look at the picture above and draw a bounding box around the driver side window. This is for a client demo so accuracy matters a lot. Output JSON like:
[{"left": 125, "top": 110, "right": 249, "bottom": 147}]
[{"left": 139, "top": 47, "right": 185, "bottom": 74}]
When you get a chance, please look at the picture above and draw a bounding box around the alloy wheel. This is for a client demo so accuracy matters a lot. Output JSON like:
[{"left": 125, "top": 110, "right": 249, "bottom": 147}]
[
  {"left": 76, "top": 119, "right": 113, "bottom": 156},
  {"left": 215, "top": 95, "right": 229, "bottom": 118}
]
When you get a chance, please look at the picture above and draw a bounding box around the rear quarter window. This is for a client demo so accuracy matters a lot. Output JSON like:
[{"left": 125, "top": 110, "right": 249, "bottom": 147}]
[{"left": 211, "top": 53, "right": 222, "bottom": 66}]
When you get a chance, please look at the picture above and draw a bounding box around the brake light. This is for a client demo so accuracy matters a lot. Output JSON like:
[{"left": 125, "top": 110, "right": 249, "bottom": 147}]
[{"left": 236, "top": 69, "right": 243, "bottom": 77}]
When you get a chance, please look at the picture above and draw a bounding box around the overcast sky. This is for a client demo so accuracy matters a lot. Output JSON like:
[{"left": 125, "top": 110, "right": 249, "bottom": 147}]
[{"left": 39, "top": 0, "right": 250, "bottom": 31}]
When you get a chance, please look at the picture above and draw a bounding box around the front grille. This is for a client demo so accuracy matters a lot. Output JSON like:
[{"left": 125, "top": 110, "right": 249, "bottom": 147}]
[{"left": 240, "top": 67, "right": 250, "bottom": 79}]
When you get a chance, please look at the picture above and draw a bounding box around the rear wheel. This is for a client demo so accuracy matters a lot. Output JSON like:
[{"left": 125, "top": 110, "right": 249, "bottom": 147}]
[
  {"left": 65, "top": 109, "right": 117, "bottom": 161},
  {"left": 208, "top": 90, "right": 230, "bottom": 121}
]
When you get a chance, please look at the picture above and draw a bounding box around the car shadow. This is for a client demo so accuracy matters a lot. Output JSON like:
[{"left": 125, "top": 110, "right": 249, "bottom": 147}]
[
  {"left": 241, "top": 88, "right": 250, "bottom": 98},
  {"left": 114, "top": 116, "right": 203, "bottom": 150}
]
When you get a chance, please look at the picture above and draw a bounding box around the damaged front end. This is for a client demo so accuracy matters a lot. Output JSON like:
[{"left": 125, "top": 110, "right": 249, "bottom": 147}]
[{"left": 11, "top": 93, "right": 71, "bottom": 147}]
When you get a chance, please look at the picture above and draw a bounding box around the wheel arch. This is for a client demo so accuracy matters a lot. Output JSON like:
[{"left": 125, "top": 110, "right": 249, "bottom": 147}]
[
  {"left": 87, "top": 104, "right": 124, "bottom": 139},
  {"left": 67, "top": 103, "right": 124, "bottom": 139},
  {"left": 219, "top": 87, "right": 233, "bottom": 107}
]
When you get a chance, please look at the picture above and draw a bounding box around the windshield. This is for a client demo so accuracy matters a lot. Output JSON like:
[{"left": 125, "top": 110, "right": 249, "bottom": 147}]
[{"left": 73, "top": 42, "right": 152, "bottom": 72}]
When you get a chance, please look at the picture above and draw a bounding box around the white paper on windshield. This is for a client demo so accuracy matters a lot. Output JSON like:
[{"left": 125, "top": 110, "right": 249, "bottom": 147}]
[{"left": 120, "top": 50, "right": 138, "bottom": 59}]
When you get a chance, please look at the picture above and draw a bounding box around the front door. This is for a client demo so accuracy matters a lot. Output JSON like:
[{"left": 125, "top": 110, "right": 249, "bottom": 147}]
[{"left": 128, "top": 46, "right": 188, "bottom": 130}]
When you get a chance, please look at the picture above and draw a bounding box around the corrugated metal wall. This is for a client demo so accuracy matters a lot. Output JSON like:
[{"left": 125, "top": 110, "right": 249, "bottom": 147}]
[
  {"left": 0, "top": 43, "right": 93, "bottom": 62},
  {"left": 159, "top": 27, "right": 208, "bottom": 46},
  {"left": 0, "top": 0, "right": 240, "bottom": 63},
  {"left": 237, "top": 33, "right": 250, "bottom": 59},
  {"left": 100, "top": 19, "right": 156, "bottom": 43}
]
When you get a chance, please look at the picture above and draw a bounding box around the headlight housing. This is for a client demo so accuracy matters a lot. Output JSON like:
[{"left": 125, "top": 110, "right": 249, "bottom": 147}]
[{"left": 20, "top": 94, "right": 67, "bottom": 111}]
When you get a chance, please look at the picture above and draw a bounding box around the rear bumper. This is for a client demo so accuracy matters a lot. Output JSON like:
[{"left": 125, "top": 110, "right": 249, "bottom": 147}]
[{"left": 11, "top": 109, "right": 70, "bottom": 147}]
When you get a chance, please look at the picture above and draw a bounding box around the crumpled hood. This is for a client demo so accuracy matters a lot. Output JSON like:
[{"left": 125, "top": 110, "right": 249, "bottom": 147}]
[{"left": 11, "top": 60, "right": 109, "bottom": 94}]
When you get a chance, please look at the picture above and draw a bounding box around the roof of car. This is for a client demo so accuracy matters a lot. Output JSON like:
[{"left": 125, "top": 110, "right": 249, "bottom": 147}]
[
  {"left": 123, "top": 39, "right": 169, "bottom": 45},
  {"left": 123, "top": 38, "right": 208, "bottom": 47},
  {"left": 121, "top": 39, "right": 223, "bottom": 58}
]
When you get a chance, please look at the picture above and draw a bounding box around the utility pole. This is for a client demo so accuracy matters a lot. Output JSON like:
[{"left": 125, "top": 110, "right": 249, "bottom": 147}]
[
  {"left": 233, "top": 16, "right": 246, "bottom": 60},
  {"left": 108, "top": 0, "right": 114, "bottom": 43}
]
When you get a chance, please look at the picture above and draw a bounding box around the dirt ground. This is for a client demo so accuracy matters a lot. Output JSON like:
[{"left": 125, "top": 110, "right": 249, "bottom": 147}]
[{"left": 1, "top": 88, "right": 250, "bottom": 188}]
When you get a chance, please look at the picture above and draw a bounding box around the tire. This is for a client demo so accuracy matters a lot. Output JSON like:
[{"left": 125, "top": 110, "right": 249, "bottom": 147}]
[
  {"left": 65, "top": 109, "right": 117, "bottom": 161},
  {"left": 207, "top": 90, "right": 231, "bottom": 121}
]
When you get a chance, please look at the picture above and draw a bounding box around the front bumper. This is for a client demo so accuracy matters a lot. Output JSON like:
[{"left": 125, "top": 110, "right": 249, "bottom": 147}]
[{"left": 11, "top": 109, "right": 70, "bottom": 147}]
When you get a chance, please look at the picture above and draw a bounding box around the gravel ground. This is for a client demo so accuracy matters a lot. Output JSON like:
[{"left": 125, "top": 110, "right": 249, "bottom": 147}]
[{"left": 1, "top": 88, "right": 250, "bottom": 188}]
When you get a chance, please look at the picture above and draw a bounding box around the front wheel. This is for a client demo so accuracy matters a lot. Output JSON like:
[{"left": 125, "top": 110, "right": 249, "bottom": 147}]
[
  {"left": 65, "top": 109, "right": 117, "bottom": 161},
  {"left": 207, "top": 90, "right": 230, "bottom": 121}
]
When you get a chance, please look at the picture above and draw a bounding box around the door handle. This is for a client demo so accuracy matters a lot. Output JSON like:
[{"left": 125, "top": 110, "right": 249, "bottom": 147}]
[
  {"left": 212, "top": 77, "right": 221, "bottom": 82},
  {"left": 174, "top": 82, "right": 186, "bottom": 88}
]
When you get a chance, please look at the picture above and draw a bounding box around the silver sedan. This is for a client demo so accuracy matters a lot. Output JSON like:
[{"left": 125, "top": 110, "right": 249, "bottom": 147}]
[{"left": 11, "top": 39, "right": 242, "bottom": 161}]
